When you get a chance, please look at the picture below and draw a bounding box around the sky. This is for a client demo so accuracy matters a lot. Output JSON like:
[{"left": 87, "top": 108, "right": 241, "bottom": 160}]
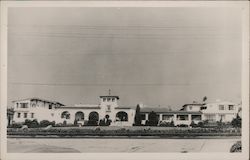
[{"left": 7, "top": 7, "right": 242, "bottom": 109}]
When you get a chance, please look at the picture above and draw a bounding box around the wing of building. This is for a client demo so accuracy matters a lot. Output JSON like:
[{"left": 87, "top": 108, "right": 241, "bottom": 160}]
[{"left": 11, "top": 95, "right": 240, "bottom": 127}]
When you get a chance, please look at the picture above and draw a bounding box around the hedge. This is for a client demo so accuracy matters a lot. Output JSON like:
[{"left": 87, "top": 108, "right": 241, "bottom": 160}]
[{"left": 7, "top": 127, "right": 241, "bottom": 137}]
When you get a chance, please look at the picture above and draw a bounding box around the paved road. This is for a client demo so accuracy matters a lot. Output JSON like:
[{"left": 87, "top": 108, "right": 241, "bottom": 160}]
[{"left": 7, "top": 138, "right": 240, "bottom": 153}]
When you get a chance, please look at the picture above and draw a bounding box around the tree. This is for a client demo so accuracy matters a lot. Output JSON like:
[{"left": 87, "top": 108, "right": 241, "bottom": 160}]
[
  {"left": 146, "top": 111, "right": 158, "bottom": 126},
  {"left": 134, "top": 104, "right": 142, "bottom": 126},
  {"left": 231, "top": 114, "right": 242, "bottom": 128},
  {"left": 202, "top": 96, "right": 207, "bottom": 103},
  {"left": 100, "top": 115, "right": 112, "bottom": 126}
]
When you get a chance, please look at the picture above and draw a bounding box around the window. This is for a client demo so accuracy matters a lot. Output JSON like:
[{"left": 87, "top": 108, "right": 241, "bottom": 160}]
[
  {"left": 106, "top": 105, "right": 111, "bottom": 112},
  {"left": 229, "top": 105, "right": 234, "bottom": 110},
  {"left": 191, "top": 115, "right": 201, "bottom": 120},
  {"left": 61, "top": 111, "right": 70, "bottom": 119},
  {"left": 205, "top": 114, "right": 216, "bottom": 121},
  {"left": 24, "top": 113, "right": 27, "bottom": 118},
  {"left": 162, "top": 115, "right": 174, "bottom": 121},
  {"left": 219, "top": 114, "right": 225, "bottom": 121},
  {"left": 49, "top": 104, "right": 52, "bottom": 109},
  {"left": 201, "top": 106, "right": 207, "bottom": 110},
  {"left": 116, "top": 111, "right": 128, "bottom": 121},
  {"left": 112, "top": 98, "right": 115, "bottom": 102},
  {"left": 103, "top": 98, "right": 106, "bottom": 102},
  {"left": 177, "top": 115, "right": 188, "bottom": 121},
  {"left": 107, "top": 98, "right": 111, "bottom": 102},
  {"left": 20, "top": 103, "right": 28, "bottom": 108},
  {"left": 140, "top": 114, "right": 146, "bottom": 120},
  {"left": 31, "top": 113, "right": 34, "bottom": 118},
  {"left": 219, "top": 105, "right": 224, "bottom": 110},
  {"left": 189, "top": 106, "right": 193, "bottom": 110},
  {"left": 17, "top": 113, "right": 21, "bottom": 118},
  {"left": 16, "top": 103, "right": 19, "bottom": 108}
]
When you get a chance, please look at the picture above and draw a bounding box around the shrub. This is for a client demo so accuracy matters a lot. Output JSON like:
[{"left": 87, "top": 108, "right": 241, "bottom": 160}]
[
  {"left": 9, "top": 123, "right": 23, "bottom": 128},
  {"left": 55, "top": 123, "right": 63, "bottom": 127},
  {"left": 74, "top": 119, "right": 78, "bottom": 126},
  {"left": 177, "top": 124, "right": 188, "bottom": 127},
  {"left": 231, "top": 114, "right": 241, "bottom": 128},
  {"left": 24, "top": 119, "right": 32, "bottom": 126},
  {"left": 24, "top": 119, "right": 39, "bottom": 128},
  {"left": 190, "top": 121, "right": 197, "bottom": 128},
  {"left": 99, "top": 115, "right": 112, "bottom": 126},
  {"left": 63, "top": 120, "right": 67, "bottom": 125},
  {"left": 30, "top": 119, "right": 39, "bottom": 128},
  {"left": 230, "top": 141, "right": 241, "bottom": 152},
  {"left": 159, "top": 121, "right": 175, "bottom": 127},
  {"left": 146, "top": 111, "right": 158, "bottom": 126},
  {"left": 40, "top": 120, "right": 55, "bottom": 127},
  {"left": 197, "top": 121, "right": 204, "bottom": 128},
  {"left": 87, "top": 120, "right": 98, "bottom": 126}
]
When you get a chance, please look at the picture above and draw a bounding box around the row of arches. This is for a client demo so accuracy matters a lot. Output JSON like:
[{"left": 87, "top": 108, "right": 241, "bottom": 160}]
[{"left": 61, "top": 111, "right": 128, "bottom": 122}]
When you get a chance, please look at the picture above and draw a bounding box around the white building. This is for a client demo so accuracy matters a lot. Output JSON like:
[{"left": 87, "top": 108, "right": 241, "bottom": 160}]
[
  {"left": 202, "top": 101, "right": 240, "bottom": 122},
  {"left": 180, "top": 100, "right": 240, "bottom": 123},
  {"left": 11, "top": 94, "right": 240, "bottom": 127},
  {"left": 12, "top": 98, "right": 65, "bottom": 123},
  {"left": 12, "top": 94, "right": 135, "bottom": 126},
  {"left": 140, "top": 107, "right": 202, "bottom": 126}
]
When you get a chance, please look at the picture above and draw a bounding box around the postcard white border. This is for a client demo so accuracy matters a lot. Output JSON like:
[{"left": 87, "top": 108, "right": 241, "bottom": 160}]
[{"left": 0, "top": 1, "right": 249, "bottom": 160}]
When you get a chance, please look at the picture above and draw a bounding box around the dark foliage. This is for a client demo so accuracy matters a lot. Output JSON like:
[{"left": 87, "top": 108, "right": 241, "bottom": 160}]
[
  {"left": 134, "top": 104, "right": 142, "bottom": 126},
  {"left": 177, "top": 124, "right": 189, "bottom": 127},
  {"left": 87, "top": 120, "right": 98, "bottom": 126},
  {"left": 146, "top": 111, "right": 158, "bottom": 126},
  {"left": 230, "top": 141, "right": 241, "bottom": 152},
  {"left": 24, "top": 119, "right": 39, "bottom": 128},
  {"left": 99, "top": 115, "right": 112, "bottom": 126},
  {"left": 231, "top": 114, "right": 242, "bottom": 128},
  {"left": 159, "top": 120, "right": 175, "bottom": 127},
  {"left": 40, "top": 120, "right": 55, "bottom": 127}
]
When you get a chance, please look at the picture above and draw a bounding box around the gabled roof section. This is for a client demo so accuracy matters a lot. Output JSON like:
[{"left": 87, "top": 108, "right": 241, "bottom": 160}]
[
  {"left": 141, "top": 107, "right": 173, "bottom": 113},
  {"left": 12, "top": 97, "right": 65, "bottom": 106},
  {"left": 141, "top": 107, "right": 202, "bottom": 115},
  {"left": 182, "top": 103, "right": 204, "bottom": 107},
  {"left": 180, "top": 103, "right": 204, "bottom": 110},
  {"left": 204, "top": 101, "right": 237, "bottom": 105}
]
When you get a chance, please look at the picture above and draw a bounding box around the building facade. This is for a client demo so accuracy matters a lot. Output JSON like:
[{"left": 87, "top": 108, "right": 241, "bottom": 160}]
[
  {"left": 11, "top": 94, "right": 240, "bottom": 127},
  {"left": 202, "top": 101, "right": 240, "bottom": 122},
  {"left": 12, "top": 94, "right": 135, "bottom": 126},
  {"left": 179, "top": 101, "right": 240, "bottom": 123}
]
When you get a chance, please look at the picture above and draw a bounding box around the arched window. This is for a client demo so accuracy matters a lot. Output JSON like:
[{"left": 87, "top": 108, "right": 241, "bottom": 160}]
[
  {"left": 116, "top": 111, "right": 128, "bottom": 121},
  {"left": 88, "top": 112, "right": 99, "bottom": 126},
  {"left": 61, "top": 111, "right": 70, "bottom": 119},
  {"left": 88, "top": 112, "right": 99, "bottom": 122},
  {"left": 75, "top": 111, "right": 84, "bottom": 121}
]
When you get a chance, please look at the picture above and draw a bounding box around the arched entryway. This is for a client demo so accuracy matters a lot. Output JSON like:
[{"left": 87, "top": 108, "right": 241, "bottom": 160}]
[
  {"left": 61, "top": 111, "right": 70, "bottom": 119},
  {"left": 88, "top": 111, "right": 99, "bottom": 126},
  {"left": 116, "top": 111, "right": 128, "bottom": 121},
  {"left": 75, "top": 111, "right": 84, "bottom": 121}
]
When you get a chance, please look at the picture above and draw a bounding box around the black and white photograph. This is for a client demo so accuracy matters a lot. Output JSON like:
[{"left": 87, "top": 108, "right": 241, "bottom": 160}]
[{"left": 0, "top": 1, "right": 249, "bottom": 160}]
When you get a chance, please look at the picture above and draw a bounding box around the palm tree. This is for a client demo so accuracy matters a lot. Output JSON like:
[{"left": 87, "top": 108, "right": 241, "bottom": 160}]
[{"left": 202, "top": 96, "right": 207, "bottom": 103}]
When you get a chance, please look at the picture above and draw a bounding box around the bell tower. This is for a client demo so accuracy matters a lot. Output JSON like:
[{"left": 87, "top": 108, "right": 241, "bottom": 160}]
[{"left": 100, "top": 89, "right": 119, "bottom": 112}]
